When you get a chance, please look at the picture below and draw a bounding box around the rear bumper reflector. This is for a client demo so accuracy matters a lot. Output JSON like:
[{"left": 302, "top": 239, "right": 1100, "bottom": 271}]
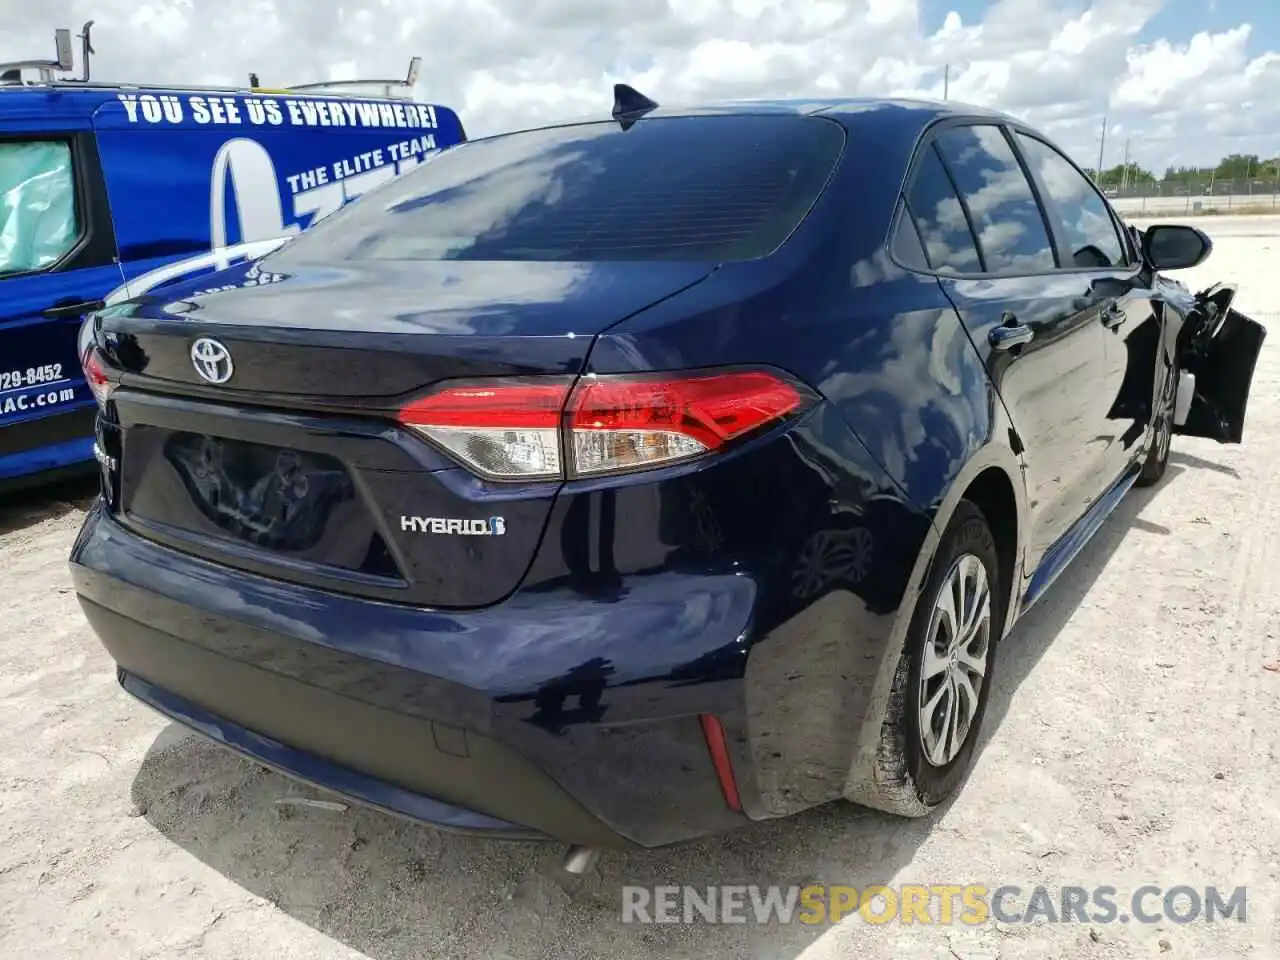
[{"left": 699, "top": 713, "right": 742, "bottom": 812}]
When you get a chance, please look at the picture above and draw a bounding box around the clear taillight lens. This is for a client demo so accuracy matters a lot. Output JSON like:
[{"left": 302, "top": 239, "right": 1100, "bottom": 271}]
[
  {"left": 397, "top": 379, "right": 571, "bottom": 481},
  {"left": 396, "top": 368, "right": 811, "bottom": 482}
]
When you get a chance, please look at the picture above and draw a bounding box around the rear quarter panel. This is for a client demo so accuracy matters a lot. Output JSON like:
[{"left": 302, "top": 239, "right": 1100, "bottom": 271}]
[{"left": 585, "top": 107, "right": 1028, "bottom": 815}]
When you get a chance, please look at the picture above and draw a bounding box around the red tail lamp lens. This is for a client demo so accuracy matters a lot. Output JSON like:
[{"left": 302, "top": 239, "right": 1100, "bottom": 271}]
[
  {"left": 396, "top": 369, "right": 810, "bottom": 481},
  {"left": 81, "top": 347, "right": 115, "bottom": 407}
]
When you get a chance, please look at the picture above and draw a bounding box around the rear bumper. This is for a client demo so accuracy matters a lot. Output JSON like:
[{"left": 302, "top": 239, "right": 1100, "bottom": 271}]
[
  {"left": 71, "top": 503, "right": 758, "bottom": 849},
  {"left": 115, "top": 665, "right": 545, "bottom": 840}
]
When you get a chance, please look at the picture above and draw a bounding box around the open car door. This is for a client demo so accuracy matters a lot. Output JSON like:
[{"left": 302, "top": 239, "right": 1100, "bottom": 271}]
[{"left": 1174, "top": 283, "right": 1267, "bottom": 443}]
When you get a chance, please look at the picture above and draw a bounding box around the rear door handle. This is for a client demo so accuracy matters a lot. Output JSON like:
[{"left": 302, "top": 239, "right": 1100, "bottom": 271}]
[
  {"left": 42, "top": 299, "right": 105, "bottom": 319},
  {"left": 1101, "top": 302, "right": 1126, "bottom": 329},
  {"left": 990, "top": 313, "right": 1034, "bottom": 351}
]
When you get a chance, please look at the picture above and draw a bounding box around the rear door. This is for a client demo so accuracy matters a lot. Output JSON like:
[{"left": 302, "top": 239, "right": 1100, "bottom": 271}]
[
  {"left": 905, "top": 122, "right": 1116, "bottom": 574},
  {"left": 0, "top": 119, "right": 119, "bottom": 484},
  {"left": 1010, "top": 130, "right": 1163, "bottom": 481}
]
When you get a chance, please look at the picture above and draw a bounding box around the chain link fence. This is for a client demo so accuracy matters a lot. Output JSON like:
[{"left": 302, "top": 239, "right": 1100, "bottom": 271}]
[{"left": 1104, "top": 177, "right": 1280, "bottom": 216}]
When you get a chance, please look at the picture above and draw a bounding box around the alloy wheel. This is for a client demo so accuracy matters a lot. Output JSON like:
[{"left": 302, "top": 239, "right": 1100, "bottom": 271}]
[{"left": 917, "top": 553, "right": 992, "bottom": 767}]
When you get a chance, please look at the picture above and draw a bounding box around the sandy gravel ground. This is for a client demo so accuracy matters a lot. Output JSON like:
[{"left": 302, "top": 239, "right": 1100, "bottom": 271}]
[{"left": 2, "top": 216, "right": 1279, "bottom": 959}]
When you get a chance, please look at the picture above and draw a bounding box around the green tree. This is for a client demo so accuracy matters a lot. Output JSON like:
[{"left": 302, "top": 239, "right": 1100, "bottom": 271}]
[
  {"left": 1095, "top": 162, "right": 1154, "bottom": 186},
  {"left": 1213, "top": 153, "right": 1261, "bottom": 179},
  {"left": 1162, "top": 164, "right": 1211, "bottom": 183}
]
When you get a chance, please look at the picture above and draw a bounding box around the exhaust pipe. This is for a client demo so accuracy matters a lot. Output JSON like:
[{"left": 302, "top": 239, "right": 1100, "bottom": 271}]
[{"left": 562, "top": 845, "right": 600, "bottom": 875}]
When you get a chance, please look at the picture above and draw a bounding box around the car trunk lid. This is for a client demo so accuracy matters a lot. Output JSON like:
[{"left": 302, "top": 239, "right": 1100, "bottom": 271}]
[{"left": 92, "top": 257, "right": 715, "bottom": 608}]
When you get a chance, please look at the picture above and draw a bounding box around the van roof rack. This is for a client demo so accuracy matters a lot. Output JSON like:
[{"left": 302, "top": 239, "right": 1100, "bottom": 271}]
[
  {"left": 257, "top": 57, "right": 422, "bottom": 101},
  {"left": 0, "top": 22, "right": 90, "bottom": 85},
  {"left": 1, "top": 24, "right": 423, "bottom": 101}
]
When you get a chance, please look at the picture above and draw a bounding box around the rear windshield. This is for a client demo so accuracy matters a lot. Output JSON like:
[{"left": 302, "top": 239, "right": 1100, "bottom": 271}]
[{"left": 264, "top": 114, "right": 845, "bottom": 264}]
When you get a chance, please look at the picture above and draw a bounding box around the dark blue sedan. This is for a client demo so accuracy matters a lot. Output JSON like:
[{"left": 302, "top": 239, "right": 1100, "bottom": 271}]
[{"left": 71, "top": 88, "right": 1264, "bottom": 867}]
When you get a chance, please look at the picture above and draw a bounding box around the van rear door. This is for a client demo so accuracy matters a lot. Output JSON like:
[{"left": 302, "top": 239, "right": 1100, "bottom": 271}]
[
  {"left": 0, "top": 108, "right": 119, "bottom": 488},
  {"left": 90, "top": 92, "right": 467, "bottom": 301}
]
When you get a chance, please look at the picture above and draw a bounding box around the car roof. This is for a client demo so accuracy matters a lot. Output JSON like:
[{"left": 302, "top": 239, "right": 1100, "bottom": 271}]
[
  {"left": 641, "top": 96, "right": 1011, "bottom": 124},
  {"left": 510, "top": 95, "right": 1021, "bottom": 149}
]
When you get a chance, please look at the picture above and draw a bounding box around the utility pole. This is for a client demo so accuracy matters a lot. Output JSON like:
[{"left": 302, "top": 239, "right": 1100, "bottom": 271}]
[
  {"left": 1121, "top": 138, "right": 1130, "bottom": 190},
  {"left": 1096, "top": 116, "right": 1107, "bottom": 181},
  {"left": 943, "top": 64, "right": 949, "bottom": 100}
]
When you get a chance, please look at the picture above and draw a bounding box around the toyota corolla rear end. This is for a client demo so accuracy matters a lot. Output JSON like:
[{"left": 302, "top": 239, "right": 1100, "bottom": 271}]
[{"left": 69, "top": 109, "right": 887, "bottom": 848}]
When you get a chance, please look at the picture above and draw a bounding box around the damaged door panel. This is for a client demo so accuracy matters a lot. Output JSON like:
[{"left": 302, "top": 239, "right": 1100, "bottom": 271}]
[{"left": 1174, "top": 283, "right": 1267, "bottom": 444}]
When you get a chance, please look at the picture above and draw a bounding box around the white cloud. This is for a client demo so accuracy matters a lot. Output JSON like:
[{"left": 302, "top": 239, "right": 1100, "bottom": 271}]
[{"left": 2, "top": 0, "right": 1278, "bottom": 174}]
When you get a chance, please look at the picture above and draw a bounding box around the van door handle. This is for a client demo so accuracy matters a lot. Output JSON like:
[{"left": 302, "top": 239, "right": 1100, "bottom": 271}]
[
  {"left": 990, "top": 314, "right": 1034, "bottom": 351},
  {"left": 42, "top": 299, "right": 105, "bottom": 319},
  {"left": 1101, "top": 302, "right": 1126, "bottom": 329}
]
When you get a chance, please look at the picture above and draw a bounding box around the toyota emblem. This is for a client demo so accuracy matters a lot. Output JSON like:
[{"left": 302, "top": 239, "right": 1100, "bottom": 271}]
[{"left": 191, "top": 338, "right": 234, "bottom": 384}]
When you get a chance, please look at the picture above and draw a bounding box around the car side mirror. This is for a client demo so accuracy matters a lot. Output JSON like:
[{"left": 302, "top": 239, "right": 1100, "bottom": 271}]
[{"left": 1142, "top": 224, "right": 1212, "bottom": 271}]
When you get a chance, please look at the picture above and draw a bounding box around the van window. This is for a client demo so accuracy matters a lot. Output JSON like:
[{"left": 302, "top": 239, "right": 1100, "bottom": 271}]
[
  {"left": 0, "top": 141, "right": 79, "bottom": 278},
  {"left": 262, "top": 115, "right": 846, "bottom": 264}
]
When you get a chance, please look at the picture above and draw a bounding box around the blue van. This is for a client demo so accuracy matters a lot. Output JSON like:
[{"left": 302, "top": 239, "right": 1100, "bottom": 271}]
[{"left": 0, "top": 26, "right": 465, "bottom": 491}]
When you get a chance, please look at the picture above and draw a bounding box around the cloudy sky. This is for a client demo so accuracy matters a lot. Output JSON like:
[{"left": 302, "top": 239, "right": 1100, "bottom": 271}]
[{"left": 3, "top": 0, "right": 1278, "bottom": 174}]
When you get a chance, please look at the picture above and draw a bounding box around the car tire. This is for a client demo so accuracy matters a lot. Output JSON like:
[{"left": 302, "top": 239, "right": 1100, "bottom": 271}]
[
  {"left": 879, "top": 499, "right": 1003, "bottom": 813},
  {"left": 1136, "top": 360, "right": 1177, "bottom": 488}
]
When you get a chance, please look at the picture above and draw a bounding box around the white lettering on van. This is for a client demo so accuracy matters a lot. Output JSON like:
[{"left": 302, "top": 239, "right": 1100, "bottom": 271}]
[
  {"left": 330, "top": 149, "right": 385, "bottom": 181},
  {"left": 185, "top": 96, "right": 245, "bottom": 125},
  {"left": 286, "top": 137, "right": 440, "bottom": 228},
  {"left": 385, "top": 135, "right": 436, "bottom": 162},
  {"left": 114, "top": 93, "right": 444, "bottom": 129},
  {"left": 102, "top": 125, "right": 447, "bottom": 304},
  {"left": 160, "top": 95, "right": 184, "bottom": 123},
  {"left": 140, "top": 95, "right": 163, "bottom": 123}
]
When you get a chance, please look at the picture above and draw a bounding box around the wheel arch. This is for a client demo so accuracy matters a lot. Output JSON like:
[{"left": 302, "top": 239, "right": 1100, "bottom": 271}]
[
  {"left": 843, "top": 442, "right": 1026, "bottom": 815},
  {"left": 924, "top": 443, "right": 1027, "bottom": 638}
]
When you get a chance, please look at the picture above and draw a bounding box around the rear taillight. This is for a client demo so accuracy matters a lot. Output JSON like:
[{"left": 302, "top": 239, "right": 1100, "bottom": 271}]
[
  {"left": 398, "top": 379, "right": 571, "bottom": 481},
  {"left": 81, "top": 345, "right": 115, "bottom": 408},
  {"left": 567, "top": 370, "right": 808, "bottom": 476},
  {"left": 396, "top": 368, "right": 812, "bottom": 482}
]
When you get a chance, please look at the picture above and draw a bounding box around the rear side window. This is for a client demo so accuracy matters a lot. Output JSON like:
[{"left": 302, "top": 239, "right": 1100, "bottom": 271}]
[
  {"left": 1015, "top": 133, "right": 1127, "bottom": 269},
  {"left": 934, "top": 125, "right": 1056, "bottom": 275},
  {"left": 902, "top": 145, "right": 982, "bottom": 275},
  {"left": 891, "top": 202, "right": 930, "bottom": 270},
  {"left": 266, "top": 115, "right": 845, "bottom": 264},
  {"left": 0, "top": 140, "right": 79, "bottom": 278}
]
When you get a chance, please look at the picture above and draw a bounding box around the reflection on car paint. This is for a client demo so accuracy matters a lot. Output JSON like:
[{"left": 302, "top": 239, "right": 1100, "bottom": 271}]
[{"left": 164, "top": 432, "right": 355, "bottom": 550}]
